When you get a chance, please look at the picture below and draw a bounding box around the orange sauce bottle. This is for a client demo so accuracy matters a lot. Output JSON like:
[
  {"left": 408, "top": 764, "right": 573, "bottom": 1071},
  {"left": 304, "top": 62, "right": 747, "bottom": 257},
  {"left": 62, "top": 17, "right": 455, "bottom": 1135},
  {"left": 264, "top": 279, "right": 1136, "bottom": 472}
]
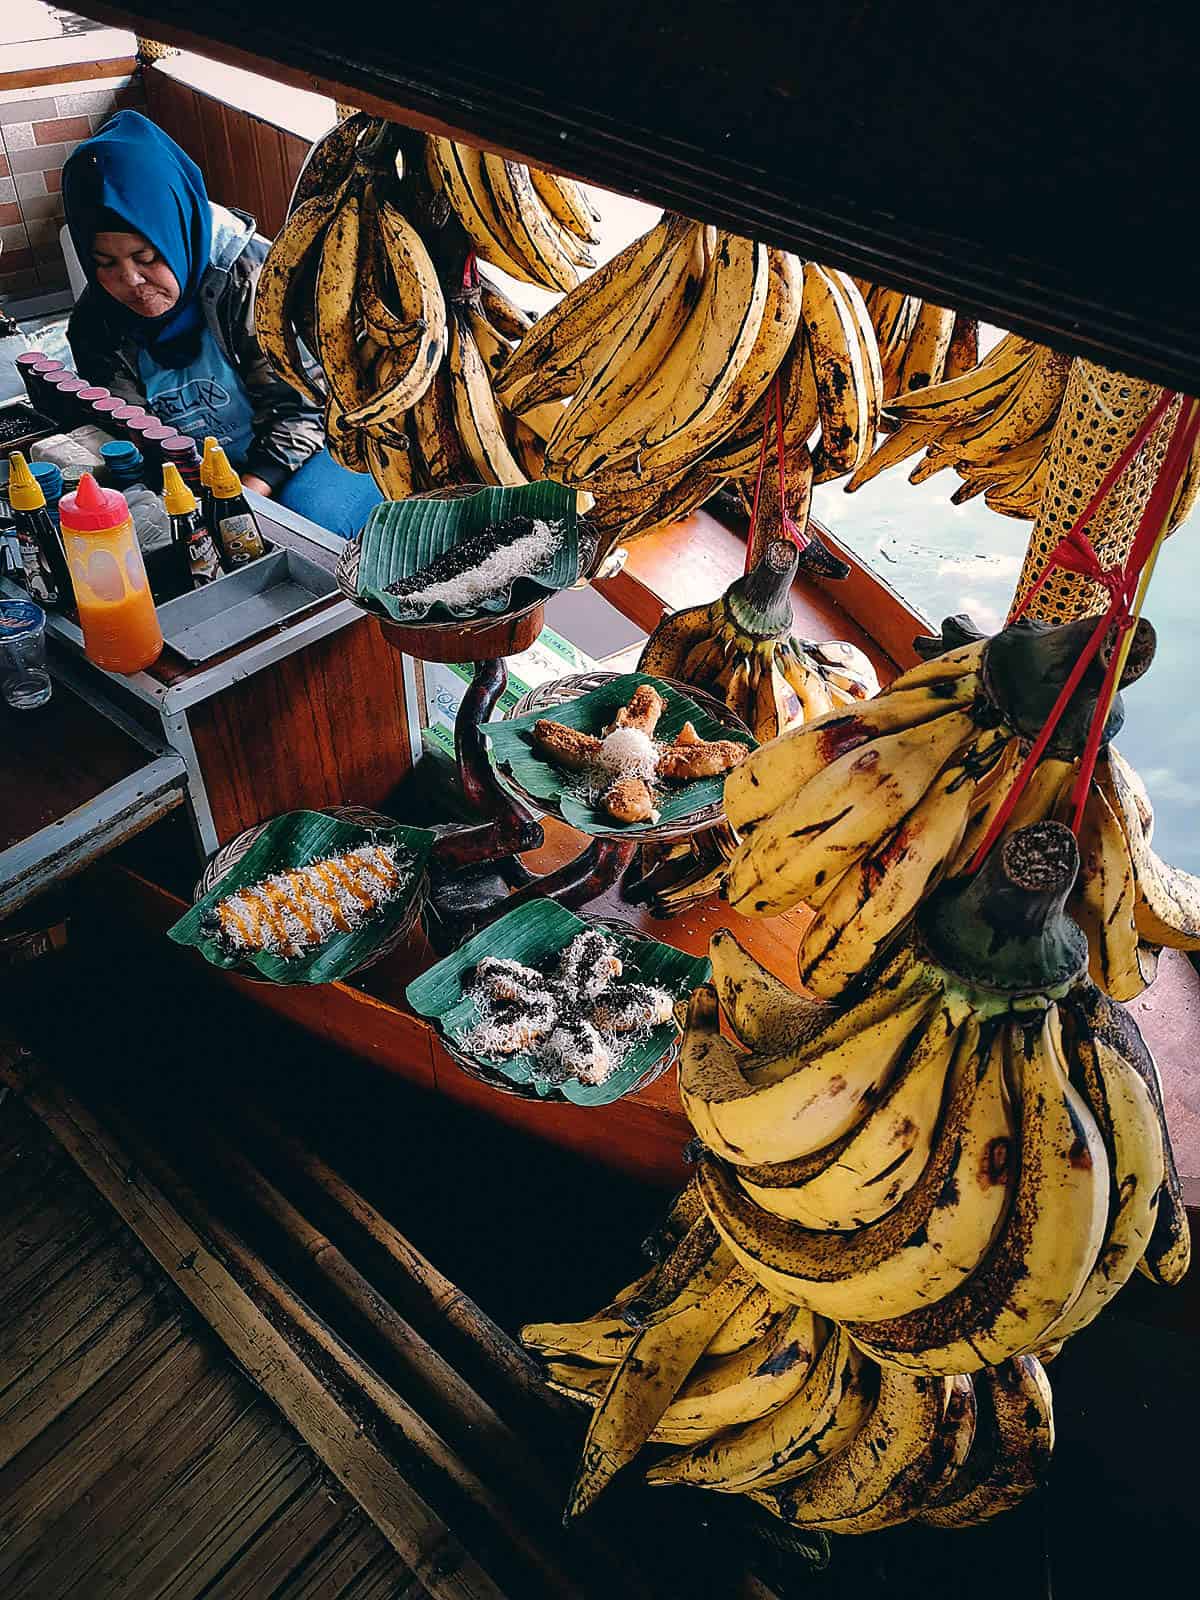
[{"left": 58, "top": 472, "right": 163, "bottom": 674}]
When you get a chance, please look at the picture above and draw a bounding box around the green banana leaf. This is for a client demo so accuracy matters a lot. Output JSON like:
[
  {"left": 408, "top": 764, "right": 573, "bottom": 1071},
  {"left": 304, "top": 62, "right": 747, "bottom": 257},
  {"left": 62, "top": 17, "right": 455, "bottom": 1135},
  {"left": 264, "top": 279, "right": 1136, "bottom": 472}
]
[
  {"left": 406, "top": 897, "right": 710, "bottom": 1106},
  {"left": 484, "top": 671, "right": 757, "bottom": 836},
  {"left": 169, "top": 810, "right": 435, "bottom": 985},
  {"left": 355, "top": 481, "right": 580, "bottom": 623}
]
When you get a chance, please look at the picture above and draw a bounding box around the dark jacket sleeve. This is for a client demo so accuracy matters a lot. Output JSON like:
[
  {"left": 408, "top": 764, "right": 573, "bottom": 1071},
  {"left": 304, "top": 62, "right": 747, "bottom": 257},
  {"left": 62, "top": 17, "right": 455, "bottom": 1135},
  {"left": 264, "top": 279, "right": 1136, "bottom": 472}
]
[
  {"left": 66, "top": 290, "right": 147, "bottom": 404},
  {"left": 219, "top": 238, "right": 325, "bottom": 492}
]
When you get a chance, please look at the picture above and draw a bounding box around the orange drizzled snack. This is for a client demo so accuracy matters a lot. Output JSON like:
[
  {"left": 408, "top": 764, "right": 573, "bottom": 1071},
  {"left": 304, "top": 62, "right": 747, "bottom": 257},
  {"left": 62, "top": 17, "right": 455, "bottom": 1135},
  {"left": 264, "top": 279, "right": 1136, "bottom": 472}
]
[{"left": 202, "top": 841, "right": 409, "bottom": 959}]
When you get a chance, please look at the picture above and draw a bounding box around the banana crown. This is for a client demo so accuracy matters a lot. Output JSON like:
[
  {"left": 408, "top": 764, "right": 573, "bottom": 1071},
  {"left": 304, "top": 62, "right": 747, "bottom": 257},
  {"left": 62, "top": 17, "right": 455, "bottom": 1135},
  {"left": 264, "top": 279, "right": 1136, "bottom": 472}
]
[
  {"left": 981, "top": 614, "right": 1157, "bottom": 758},
  {"left": 920, "top": 821, "right": 1088, "bottom": 1012}
]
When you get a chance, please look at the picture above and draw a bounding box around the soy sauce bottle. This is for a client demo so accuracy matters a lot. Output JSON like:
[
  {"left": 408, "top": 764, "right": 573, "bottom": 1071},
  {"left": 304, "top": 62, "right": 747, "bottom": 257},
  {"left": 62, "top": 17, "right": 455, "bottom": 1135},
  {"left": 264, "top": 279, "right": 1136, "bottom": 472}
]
[
  {"left": 6, "top": 451, "right": 74, "bottom": 615},
  {"left": 208, "top": 445, "right": 267, "bottom": 569},
  {"left": 162, "top": 463, "right": 221, "bottom": 590},
  {"left": 199, "top": 436, "right": 219, "bottom": 546}
]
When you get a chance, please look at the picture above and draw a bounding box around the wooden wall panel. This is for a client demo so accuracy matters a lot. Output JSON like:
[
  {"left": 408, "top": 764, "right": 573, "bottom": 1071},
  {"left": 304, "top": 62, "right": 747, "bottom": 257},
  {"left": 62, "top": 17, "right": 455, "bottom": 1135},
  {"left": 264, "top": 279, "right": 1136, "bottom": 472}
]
[
  {"left": 185, "top": 616, "right": 415, "bottom": 843},
  {"left": 142, "top": 66, "right": 309, "bottom": 239}
]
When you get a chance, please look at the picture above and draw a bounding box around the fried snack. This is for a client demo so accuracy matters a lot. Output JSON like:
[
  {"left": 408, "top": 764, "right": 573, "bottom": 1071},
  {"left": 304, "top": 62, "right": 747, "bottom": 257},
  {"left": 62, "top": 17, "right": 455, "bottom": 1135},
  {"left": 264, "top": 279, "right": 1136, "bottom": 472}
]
[
  {"left": 590, "top": 983, "right": 675, "bottom": 1033},
  {"left": 537, "top": 1020, "right": 615, "bottom": 1086},
  {"left": 470, "top": 956, "right": 550, "bottom": 1004},
  {"left": 202, "top": 842, "right": 407, "bottom": 960},
  {"left": 532, "top": 719, "right": 605, "bottom": 772},
  {"left": 612, "top": 684, "right": 666, "bottom": 736},
  {"left": 602, "top": 777, "right": 660, "bottom": 823},
  {"left": 557, "top": 929, "right": 623, "bottom": 996},
  {"left": 657, "top": 738, "right": 748, "bottom": 782},
  {"left": 674, "top": 721, "right": 702, "bottom": 746},
  {"left": 465, "top": 992, "right": 557, "bottom": 1056}
]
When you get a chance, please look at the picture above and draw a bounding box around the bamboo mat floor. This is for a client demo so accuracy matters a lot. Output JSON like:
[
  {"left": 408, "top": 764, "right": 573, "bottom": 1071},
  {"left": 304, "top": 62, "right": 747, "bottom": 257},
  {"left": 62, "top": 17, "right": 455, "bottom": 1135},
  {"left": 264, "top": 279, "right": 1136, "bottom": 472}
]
[{"left": 0, "top": 1094, "right": 425, "bottom": 1600}]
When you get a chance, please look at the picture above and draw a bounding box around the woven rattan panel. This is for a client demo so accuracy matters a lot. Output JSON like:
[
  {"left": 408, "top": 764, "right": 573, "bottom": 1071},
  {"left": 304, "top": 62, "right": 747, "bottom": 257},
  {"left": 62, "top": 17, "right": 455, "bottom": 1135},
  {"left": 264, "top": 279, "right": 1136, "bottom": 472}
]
[{"left": 1012, "top": 362, "right": 1173, "bottom": 623}]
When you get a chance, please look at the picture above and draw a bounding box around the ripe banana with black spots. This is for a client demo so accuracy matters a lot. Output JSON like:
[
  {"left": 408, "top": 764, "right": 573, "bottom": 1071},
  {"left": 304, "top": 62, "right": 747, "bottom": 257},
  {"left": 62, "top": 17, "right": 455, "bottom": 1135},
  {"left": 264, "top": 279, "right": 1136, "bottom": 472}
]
[
  {"left": 678, "top": 963, "right": 942, "bottom": 1168},
  {"left": 564, "top": 1264, "right": 750, "bottom": 1517},
  {"left": 645, "top": 1322, "right": 874, "bottom": 1491},
  {"left": 917, "top": 1356, "right": 1053, "bottom": 1528},
  {"left": 848, "top": 1006, "right": 1110, "bottom": 1373}
]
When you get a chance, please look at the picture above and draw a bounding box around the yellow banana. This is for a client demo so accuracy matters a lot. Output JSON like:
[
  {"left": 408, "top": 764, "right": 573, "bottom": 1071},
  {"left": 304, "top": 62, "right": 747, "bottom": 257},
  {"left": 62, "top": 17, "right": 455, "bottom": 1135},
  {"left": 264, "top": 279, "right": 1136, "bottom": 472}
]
[
  {"left": 848, "top": 1008, "right": 1110, "bottom": 1373},
  {"left": 577, "top": 234, "right": 773, "bottom": 478},
  {"left": 707, "top": 929, "right": 833, "bottom": 1055},
  {"left": 1102, "top": 750, "right": 1200, "bottom": 950},
  {"left": 482, "top": 151, "right": 582, "bottom": 293},
  {"left": 315, "top": 189, "right": 371, "bottom": 413},
  {"left": 564, "top": 1266, "right": 750, "bottom": 1517},
  {"left": 796, "top": 759, "right": 976, "bottom": 998},
  {"left": 527, "top": 166, "right": 601, "bottom": 243},
  {"left": 883, "top": 332, "right": 1034, "bottom": 423},
  {"left": 1042, "top": 1021, "right": 1163, "bottom": 1341},
  {"left": 446, "top": 310, "right": 527, "bottom": 487},
  {"left": 410, "top": 367, "right": 473, "bottom": 488},
  {"left": 896, "top": 302, "right": 957, "bottom": 394},
  {"left": 255, "top": 182, "right": 345, "bottom": 406},
  {"left": 1074, "top": 782, "right": 1158, "bottom": 1000},
  {"left": 917, "top": 1356, "right": 1053, "bottom": 1528},
  {"left": 546, "top": 220, "right": 707, "bottom": 473},
  {"left": 801, "top": 262, "right": 875, "bottom": 476},
  {"left": 723, "top": 670, "right": 985, "bottom": 836},
  {"left": 723, "top": 710, "right": 988, "bottom": 918},
  {"left": 748, "top": 1368, "right": 957, "bottom": 1531},
  {"left": 495, "top": 219, "right": 684, "bottom": 409},
  {"left": 739, "top": 995, "right": 964, "bottom": 1229},
  {"left": 678, "top": 966, "right": 941, "bottom": 1168},
  {"left": 699, "top": 1016, "right": 1018, "bottom": 1322},
  {"left": 646, "top": 1323, "right": 873, "bottom": 1492}
]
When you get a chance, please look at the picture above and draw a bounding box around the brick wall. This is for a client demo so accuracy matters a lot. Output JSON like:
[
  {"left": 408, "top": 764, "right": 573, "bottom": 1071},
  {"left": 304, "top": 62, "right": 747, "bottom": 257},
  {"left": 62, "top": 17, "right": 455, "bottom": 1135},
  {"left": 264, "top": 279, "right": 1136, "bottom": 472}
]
[{"left": 0, "top": 68, "right": 145, "bottom": 305}]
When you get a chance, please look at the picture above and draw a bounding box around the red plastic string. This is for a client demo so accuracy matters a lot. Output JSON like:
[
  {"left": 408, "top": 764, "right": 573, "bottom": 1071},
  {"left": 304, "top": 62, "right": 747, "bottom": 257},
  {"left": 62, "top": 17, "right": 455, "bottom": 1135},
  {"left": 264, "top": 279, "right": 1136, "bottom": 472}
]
[
  {"left": 744, "top": 374, "right": 811, "bottom": 574},
  {"left": 967, "top": 391, "right": 1195, "bottom": 873},
  {"left": 1065, "top": 396, "right": 1200, "bottom": 832},
  {"left": 744, "top": 376, "right": 778, "bottom": 575},
  {"left": 461, "top": 247, "right": 480, "bottom": 294}
]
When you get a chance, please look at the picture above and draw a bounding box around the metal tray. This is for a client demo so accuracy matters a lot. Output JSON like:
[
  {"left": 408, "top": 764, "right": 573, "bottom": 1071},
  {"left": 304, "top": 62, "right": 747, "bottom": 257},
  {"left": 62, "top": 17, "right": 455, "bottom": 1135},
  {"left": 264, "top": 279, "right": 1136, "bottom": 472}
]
[{"left": 156, "top": 546, "right": 339, "bottom": 663}]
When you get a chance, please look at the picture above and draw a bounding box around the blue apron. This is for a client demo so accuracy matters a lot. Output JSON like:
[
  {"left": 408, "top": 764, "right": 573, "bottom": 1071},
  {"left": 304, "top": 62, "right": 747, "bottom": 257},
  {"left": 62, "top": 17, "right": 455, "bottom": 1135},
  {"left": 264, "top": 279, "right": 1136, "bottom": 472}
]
[
  {"left": 139, "top": 333, "right": 255, "bottom": 468},
  {"left": 140, "top": 328, "right": 382, "bottom": 537}
]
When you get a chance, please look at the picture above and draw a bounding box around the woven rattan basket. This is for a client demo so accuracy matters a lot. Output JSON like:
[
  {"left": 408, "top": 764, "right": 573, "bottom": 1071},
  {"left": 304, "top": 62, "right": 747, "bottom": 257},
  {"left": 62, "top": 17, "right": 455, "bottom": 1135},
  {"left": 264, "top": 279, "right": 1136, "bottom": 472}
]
[{"left": 1012, "top": 362, "right": 1176, "bottom": 623}]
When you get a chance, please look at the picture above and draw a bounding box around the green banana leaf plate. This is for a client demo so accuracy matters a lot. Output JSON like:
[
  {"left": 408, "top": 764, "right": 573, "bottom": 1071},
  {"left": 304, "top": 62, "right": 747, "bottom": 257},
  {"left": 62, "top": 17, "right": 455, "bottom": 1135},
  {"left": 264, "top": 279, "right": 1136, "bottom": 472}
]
[
  {"left": 354, "top": 480, "right": 580, "bottom": 623},
  {"left": 405, "top": 898, "right": 710, "bottom": 1106},
  {"left": 168, "top": 810, "right": 435, "bottom": 985},
  {"left": 484, "top": 672, "right": 757, "bottom": 837}
]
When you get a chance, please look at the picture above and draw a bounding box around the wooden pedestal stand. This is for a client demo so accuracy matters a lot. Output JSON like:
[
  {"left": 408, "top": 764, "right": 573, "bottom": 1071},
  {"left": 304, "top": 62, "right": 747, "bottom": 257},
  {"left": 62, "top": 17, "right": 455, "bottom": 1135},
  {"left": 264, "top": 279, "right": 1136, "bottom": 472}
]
[{"left": 376, "top": 605, "right": 637, "bottom": 948}]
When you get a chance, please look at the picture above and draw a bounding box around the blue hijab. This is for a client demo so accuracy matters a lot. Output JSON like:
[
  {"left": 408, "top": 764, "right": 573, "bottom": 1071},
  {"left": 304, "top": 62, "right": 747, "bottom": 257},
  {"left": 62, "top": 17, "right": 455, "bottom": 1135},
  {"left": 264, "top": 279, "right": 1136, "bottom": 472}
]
[{"left": 63, "top": 110, "right": 213, "bottom": 369}]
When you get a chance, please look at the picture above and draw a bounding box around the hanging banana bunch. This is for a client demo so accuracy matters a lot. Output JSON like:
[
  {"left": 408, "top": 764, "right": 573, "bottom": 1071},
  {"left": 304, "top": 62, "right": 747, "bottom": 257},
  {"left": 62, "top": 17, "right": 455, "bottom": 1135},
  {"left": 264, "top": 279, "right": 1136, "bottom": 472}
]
[
  {"left": 494, "top": 230, "right": 882, "bottom": 545},
  {"left": 842, "top": 332, "right": 1072, "bottom": 515},
  {"left": 521, "top": 1143, "right": 1056, "bottom": 1530},
  {"left": 255, "top": 117, "right": 603, "bottom": 507},
  {"left": 680, "top": 823, "right": 1187, "bottom": 1370},
  {"left": 625, "top": 541, "right": 878, "bottom": 915},
  {"left": 720, "top": 609, "right": 1192, "bottom": 1007}
]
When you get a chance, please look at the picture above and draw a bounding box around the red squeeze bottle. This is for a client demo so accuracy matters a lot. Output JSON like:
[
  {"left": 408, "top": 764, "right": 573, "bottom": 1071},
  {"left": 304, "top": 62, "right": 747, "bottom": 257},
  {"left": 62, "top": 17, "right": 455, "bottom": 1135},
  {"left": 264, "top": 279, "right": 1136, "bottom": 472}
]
[{"left": 58, "top": 473, "right": 163, "bottom": 674}]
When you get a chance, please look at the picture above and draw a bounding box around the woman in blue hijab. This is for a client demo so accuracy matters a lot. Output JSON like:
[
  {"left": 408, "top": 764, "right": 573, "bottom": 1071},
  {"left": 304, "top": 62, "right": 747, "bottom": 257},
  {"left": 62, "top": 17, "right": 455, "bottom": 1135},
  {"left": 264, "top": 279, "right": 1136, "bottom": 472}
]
[{"left": 64, "top": 111, "right": 381, "bottom": 536}]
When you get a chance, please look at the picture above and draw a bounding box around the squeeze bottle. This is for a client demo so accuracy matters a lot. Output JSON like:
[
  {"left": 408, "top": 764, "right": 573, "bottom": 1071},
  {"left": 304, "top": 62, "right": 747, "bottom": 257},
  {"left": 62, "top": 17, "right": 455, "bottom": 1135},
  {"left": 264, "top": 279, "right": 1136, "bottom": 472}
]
[
  {"left": 7, "top": 451, "right": 73, "bottom": 613},
  {"left": 209, "top": 445, "right": 267, "bottom": 567},
  {"left": 58, "top": 473, "right": 163, "bottom": 673}
]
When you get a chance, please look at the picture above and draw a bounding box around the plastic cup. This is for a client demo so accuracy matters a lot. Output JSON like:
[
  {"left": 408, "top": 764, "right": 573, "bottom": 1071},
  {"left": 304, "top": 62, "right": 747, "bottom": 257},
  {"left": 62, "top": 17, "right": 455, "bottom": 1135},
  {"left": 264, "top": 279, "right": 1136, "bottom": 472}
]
[{"left": 0, "top": 599, "right": 52, "bottom": 710}]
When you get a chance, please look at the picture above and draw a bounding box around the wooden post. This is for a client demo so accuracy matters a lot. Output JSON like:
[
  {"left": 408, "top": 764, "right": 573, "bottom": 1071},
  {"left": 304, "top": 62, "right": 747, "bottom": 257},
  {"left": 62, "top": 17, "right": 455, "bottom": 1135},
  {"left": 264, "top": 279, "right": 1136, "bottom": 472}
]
[{"left": 238, "top": 1104, "right": 575, "bottom": 1426}]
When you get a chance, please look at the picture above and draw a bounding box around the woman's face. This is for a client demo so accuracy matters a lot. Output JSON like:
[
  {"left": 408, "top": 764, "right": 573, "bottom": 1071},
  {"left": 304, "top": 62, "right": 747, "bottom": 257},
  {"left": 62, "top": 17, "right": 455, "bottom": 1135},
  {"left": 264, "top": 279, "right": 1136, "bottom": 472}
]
[{"left": 92, "top": 229, "right": 180, "bottom": 318}]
